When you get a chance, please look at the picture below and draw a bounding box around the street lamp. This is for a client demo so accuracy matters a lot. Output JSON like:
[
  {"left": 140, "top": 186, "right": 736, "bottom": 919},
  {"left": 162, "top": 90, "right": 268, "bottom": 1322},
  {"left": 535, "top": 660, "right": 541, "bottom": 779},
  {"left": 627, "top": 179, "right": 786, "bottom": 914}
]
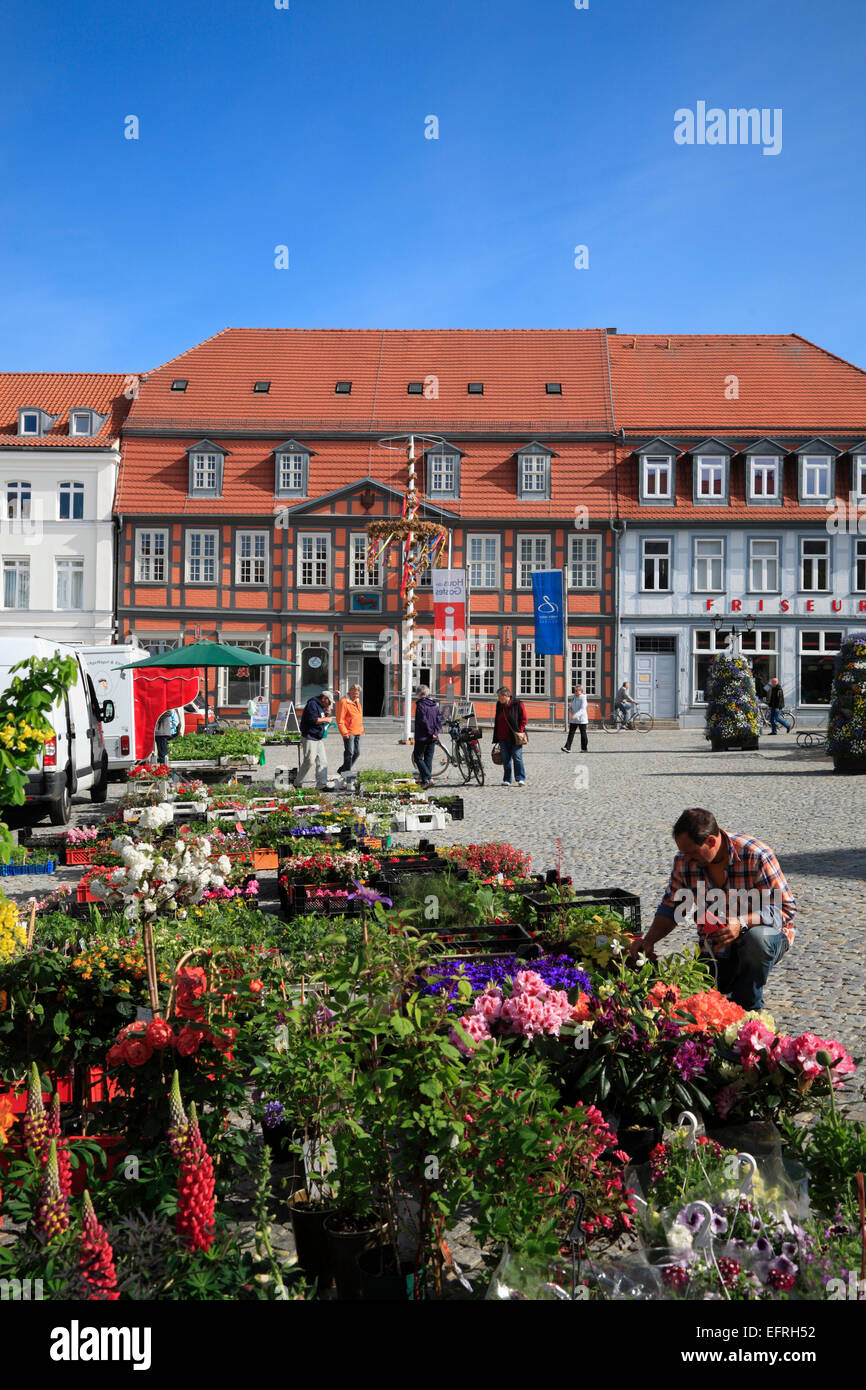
[{"left": 712, "top": 610, "right": 756, "bottom": 656}]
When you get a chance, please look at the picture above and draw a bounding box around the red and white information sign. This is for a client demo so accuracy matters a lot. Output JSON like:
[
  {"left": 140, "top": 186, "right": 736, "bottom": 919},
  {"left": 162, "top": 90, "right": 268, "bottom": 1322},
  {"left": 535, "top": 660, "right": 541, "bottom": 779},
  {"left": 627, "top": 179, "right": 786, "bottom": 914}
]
[{"left": 432, "top": 569, "right": 467, "bottom": 654}]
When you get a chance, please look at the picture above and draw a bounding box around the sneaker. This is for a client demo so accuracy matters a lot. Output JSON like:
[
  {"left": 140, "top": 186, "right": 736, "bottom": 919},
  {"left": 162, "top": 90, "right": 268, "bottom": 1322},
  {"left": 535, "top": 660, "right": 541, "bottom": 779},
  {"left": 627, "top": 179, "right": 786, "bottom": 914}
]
[
  {"left": 561, "top": 746, "right": 570, "bottom": 752},
  {"left": 516, "top": 781, "right": 526, "bottom": 787},
  {"left": 502, "top": 780, "right": 512, "bottom": 786}
]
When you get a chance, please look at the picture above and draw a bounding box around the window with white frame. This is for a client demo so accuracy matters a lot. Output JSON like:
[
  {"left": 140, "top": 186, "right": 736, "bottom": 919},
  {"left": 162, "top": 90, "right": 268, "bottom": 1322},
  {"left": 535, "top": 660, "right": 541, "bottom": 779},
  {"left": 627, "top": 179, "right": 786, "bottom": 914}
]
[
  {"left": 6, "top": 481, "right": 31, "bottom": 520},
  {"left": 219, "top": 640, "right": 267, "bottom": 706},
  {"left": 693, "top": 628, "right": 734, "bottom": 703},
  {"left": 278, "top": 452, "right": 306, "bottom": 493},
  {"left": 799, "top": 630, "right": 843, "bottom": 705},
  {"left": 643, "top": 457, "right": 672, "bottom": 499},
  {"left": 517, "top": 638, "right": 549, "bottom": 696},
  {"left": 186, "top": 530, "right": 218, "bottom": 584},
  {"left": 58, "top": 482, "right": 84, "bottom": 520},
  {"left": 236, "top": 531, "right": 267, "bottom": 585},
  {"left": 3, "top": 559, "right": 30, "bottom": 609},
  {"left": 19, "top": 412, "right": 40, "bottom": 436},
  {"left": 517, "top": 534, "right": 550, "bottom": 588},
  {"left": 696, "top": 458, "right": 724, "bottom": 498},
  {"left": 641, "top": 538, "right": 671, "bottom": 591},
  {"left": 298, "top": 534, "right": 330, "bottom": 587},
  {"left": 191, "top": 452, "right": 219, "bottom": 491},
  {"left": 519, "top": 454, "right": 548, "bottom": 496},
  {"left": 855, "top": 539, "right": 866, "bottom": 592},
  {"left": 569, "top": 640, "right": 599, "bottom": 698},
  {"left": 135, "top": 529, "right": 167, "bottom": 583},
  {"left": 568, "top": 535, "right": 600, "bottom": 589},
  {"left": 417, "top": 563, "right": 432, "bottom": 587},
  {"left": 351, "top": 533, "right": 379, "bottom": 587},
  {"left": 468, "top": 634, "right": 499, "bottom": 697},
  {"left": 693, "top": 537, "right": 724, "bottom": 591},
  {"left": 748, "top": 538, "right": 780, "bottom": 592},
  {"left": 855, "top": 456, "right": 866, "bottom": 499},
  {"left": 428, "top": 452, "right": 458, "bottom": 495},
  {"left": 739, "top": 628, "right": 779, "bottom": 694},
  {"left": 468, "top": 534, "right": 499, "bottom": 589},
  {"left": 137, "top": 637, "right": 178, "bottom": 656},
  {"left": 800, "top": 537, "right": 829, "bottom": 591},
  {"left": 749, "top": 456, "right": 780, "bottom": 500},
  {"left": 412, "top": 633, "right": 435, "bottom": 685},
  {"left": 56, "top": 559, "right": 84, "bottom": 610},
  {"left": 71, "top": 411, "right": 92, "bottom": 436},
  {"left": 801, "top": 456, "right": 831, "bottom": 500}
]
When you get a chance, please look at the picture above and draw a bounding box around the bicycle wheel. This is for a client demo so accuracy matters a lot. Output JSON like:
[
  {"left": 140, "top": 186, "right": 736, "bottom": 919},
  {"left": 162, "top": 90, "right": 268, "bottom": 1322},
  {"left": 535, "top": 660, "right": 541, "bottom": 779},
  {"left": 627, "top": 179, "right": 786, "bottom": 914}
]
[
  {"left": 425, "top": 741, "right": 450, "bottom": 782},
  {"left": 783, "top": 708, "right": 796, "bottom": 732},
  {"left": 634, "top": 712, "right": 653, "bottom": 732},
  {"left": 601, "top": 715, "right": 619, "bottom": 732},
  {"left": 469, "top": 741, "right": 485, "bottom": 786},
  {"left": 453, "top": 739, "right": 472, "bottom": 785}
]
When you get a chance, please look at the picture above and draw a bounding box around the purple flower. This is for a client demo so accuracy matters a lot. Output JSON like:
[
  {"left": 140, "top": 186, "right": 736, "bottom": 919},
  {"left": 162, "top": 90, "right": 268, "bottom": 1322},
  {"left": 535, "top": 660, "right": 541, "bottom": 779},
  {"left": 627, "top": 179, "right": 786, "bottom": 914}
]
[
  {"left": 677, "top": 1205, "right": 705, "bottom": 1233},
  {"left": 263, "top": 1100, "right": 287, "bottom": 1129},
  {"left": 423, "top": 954, "right": 590, "bottom": 1009},
  {"left": 752, "top": 1237, "right": 773, "bottom": 1258},
  {"left": 672, "top": 1037, "right": 710, "bottom": 1080},
  {"left": 347, "top": 880, "right": 392, "bottom": 907}
]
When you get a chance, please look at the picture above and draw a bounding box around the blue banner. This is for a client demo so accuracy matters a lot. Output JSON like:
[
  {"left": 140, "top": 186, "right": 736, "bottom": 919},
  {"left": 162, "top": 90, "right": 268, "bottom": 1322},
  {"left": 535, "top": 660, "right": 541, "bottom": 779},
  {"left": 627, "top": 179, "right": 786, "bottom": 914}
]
[{"left": 531, "top": 570, "right": 565, "bottom": 656}]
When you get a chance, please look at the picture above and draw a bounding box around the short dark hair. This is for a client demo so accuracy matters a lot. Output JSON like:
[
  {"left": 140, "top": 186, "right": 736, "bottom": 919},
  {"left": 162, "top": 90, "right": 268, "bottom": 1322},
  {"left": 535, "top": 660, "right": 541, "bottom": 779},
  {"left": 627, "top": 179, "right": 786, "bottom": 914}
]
[{"left": 672, "top": 808, "right": 720, "bottom": 844}]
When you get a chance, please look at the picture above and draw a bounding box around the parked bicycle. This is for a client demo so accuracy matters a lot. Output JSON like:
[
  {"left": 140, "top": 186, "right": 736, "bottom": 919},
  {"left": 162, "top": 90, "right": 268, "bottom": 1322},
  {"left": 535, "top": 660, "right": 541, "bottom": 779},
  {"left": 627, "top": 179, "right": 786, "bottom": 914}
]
[
  {"left": 757, "top": 702, "right": 796, "bottom": 732},
  {"left": 601, "top": 707, "right": 654, "bottom": 732},
  {"left": 424, "top": 716, "right": 485, "bottom": 786}
]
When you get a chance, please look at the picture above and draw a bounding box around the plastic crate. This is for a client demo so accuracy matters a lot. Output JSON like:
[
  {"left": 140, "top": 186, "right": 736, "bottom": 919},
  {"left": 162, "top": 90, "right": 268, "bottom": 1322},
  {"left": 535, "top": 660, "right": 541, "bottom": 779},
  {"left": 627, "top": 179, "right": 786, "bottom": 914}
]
[
  {"left": 64, "top": 846, "right": 97, "bottom": 865},
  {"left": 392, "top": 808, "right": 449, "bottom": 833},
  {"left": 430, "top": 796, "right": 464, "bottom": 821},
  {"left": 284, "top": 882, "right": 362, "bottom": 919},
  {"left": 520, "top": 886, "right": 642, "bottom": 932},
  {"left": 424, "top": 922, "right": 539, "bottom": 958},
  {"left": 1, "top": 861, "right": 55, "bottom": 875}
]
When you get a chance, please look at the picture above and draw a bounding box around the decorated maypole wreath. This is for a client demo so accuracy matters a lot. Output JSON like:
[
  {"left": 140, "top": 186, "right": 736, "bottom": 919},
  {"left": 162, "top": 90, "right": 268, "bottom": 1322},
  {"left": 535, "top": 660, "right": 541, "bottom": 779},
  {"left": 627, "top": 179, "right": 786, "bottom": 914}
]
[{"left": 368, "top": 435, "right": 449, "bottom": 742}]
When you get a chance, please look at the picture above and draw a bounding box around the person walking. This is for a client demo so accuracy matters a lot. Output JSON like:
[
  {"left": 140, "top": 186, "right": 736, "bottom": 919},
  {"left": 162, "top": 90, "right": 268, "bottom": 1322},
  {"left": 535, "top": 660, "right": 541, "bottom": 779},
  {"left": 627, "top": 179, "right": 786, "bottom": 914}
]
[
  {"left": 154, "top": 707, "right": 178, "bottom": 766},
  {"left": 296, "top": 689, "right": 333, "bottom": 788},
  {"left": 413, "top": 685, "right": 442, "bottom": 787},
  {"left": 562, "top": 685, "right": 589, "bottom": 752},
  {"left": 614, "top": 679, "right": 638, "bottom": 729},
  {"left": 766, "top": 677, "right": 790, "bottom": 734},
  {"left": 336, "top": 684, "right": 364, "bottom": 773},
  {"left": 627, "top": 807, "right": 796, "bottom": 1011},
  {"left": 493, "top": 685, "right": 528, "bottom": 786}
]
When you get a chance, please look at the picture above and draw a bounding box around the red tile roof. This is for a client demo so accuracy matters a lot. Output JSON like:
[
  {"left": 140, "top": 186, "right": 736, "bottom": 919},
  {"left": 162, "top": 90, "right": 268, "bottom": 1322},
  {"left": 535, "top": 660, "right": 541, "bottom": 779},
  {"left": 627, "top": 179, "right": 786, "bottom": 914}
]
[
  {"left": 126, "top": 328, "right": 614, "bottom": 433},
  {"left": 0, "top": 372, "right": 136, "bottom": 447},
  {"left": 608, "top": 333, "right": 866, "bottom": 434}
]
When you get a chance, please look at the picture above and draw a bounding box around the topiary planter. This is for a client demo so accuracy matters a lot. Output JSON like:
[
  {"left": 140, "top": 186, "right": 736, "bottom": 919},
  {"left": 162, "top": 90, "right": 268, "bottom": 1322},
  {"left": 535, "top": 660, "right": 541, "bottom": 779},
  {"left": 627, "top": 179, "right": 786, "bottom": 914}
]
[
  {"left": 710, "top": 735, "right": 760, "bottom": 752},
  {"left": 832, "top": 755, "right": 866, "bottom": 774}
]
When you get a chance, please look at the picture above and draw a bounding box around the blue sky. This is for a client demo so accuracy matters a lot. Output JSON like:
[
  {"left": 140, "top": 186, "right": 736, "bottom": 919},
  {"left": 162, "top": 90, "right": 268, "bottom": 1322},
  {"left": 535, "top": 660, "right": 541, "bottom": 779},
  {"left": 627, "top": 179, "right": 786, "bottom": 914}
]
[{"left": 1, "top": 0, "right": 864, "bottom": 372}]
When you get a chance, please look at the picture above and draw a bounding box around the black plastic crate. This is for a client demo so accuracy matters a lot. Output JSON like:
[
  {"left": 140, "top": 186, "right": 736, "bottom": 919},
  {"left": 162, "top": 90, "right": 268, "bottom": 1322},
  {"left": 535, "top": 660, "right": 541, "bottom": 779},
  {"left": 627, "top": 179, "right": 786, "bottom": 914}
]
[
  {"left": 422, "top": 921, "right": 538, "bottom": 958},
  {"left": 429, "top": 796, "right": 464, "bottom": 821},
  {"left": 520, "top": 886, "right": 641, "bottom": 932}
]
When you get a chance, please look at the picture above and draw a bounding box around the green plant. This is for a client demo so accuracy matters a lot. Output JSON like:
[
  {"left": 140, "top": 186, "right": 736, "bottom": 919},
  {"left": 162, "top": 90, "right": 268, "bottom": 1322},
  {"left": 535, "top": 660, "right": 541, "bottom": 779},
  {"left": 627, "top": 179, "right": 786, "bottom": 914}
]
[
  {"left": 780, "top": 1090, "right": 866, "bottom": 1217},
  {"left": 170, "top": 730, "right": 264, "bottom": 760},
  {"left": 827, "top": 633, "right": 866, "bottom": 758}
]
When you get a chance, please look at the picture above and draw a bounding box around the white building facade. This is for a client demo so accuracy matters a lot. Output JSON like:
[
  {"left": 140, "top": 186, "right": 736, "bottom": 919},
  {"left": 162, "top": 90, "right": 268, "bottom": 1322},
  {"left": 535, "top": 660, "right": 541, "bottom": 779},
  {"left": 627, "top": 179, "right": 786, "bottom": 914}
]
[{"left": 0, "top": 375, "right": 134, "bottom": 644}]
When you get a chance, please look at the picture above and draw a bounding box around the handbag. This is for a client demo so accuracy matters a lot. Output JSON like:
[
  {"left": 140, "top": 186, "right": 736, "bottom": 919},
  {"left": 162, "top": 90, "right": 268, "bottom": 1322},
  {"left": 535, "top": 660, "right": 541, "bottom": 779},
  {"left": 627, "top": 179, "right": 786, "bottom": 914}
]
[
  {"left": 491, "top": 744, "right": 503, "bottom": 765},
  {"left": 514, "top": 730, "right": 528, "bottom": 747}
]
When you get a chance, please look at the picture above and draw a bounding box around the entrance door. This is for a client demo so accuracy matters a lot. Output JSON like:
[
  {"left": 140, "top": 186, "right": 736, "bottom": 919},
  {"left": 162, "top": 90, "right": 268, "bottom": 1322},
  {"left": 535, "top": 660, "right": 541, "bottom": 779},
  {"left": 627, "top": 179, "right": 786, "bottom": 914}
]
[
  {"left": 633, "top": 655, "right": 655, "bottom": 716},
  {"left": 362, "top": 655, "right": 385, "bottom": 717},
  {"left": 653, "top": 653, "right": 677, "bottom": 718}
]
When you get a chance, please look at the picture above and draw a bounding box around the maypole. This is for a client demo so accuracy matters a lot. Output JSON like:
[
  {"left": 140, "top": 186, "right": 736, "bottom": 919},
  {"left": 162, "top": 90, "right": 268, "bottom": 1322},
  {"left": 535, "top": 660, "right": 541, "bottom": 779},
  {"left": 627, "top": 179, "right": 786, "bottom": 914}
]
[{"left": 368, "top": 433, "right": 449, "bottom": 744}]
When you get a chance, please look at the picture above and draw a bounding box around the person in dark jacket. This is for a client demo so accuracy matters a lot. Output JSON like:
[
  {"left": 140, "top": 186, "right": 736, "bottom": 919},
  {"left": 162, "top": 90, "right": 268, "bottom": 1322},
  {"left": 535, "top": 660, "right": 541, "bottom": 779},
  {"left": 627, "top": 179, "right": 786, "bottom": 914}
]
[
  {"left": 413, "top": 686, "right": 442, "bottom": 787},
  {"left": 766, "top": 677, "right": 790, "bottom": 734},
  {"left": 492, "top": 686, "right": 527, "bottom": 786},
  {"left": 297, "top": 689, "right": 332, "bottom": 787}
]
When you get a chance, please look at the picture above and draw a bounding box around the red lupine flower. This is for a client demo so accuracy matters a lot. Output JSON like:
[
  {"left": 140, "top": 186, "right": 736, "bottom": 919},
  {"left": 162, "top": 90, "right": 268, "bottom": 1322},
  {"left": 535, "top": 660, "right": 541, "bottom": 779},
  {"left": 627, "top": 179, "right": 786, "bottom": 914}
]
[
  {"left": 79, "top": 1190, "right": 120, "bottom": 1300},
  {"left": 173, "top": 1098, "right": 215, "bottom": 1253}
]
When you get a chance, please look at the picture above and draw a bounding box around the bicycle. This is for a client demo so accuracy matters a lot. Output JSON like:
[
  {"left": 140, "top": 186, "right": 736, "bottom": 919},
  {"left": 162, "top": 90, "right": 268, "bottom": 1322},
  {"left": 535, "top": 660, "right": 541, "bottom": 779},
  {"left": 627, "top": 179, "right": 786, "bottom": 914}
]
[
  {"left": 758, "top": 702, "right": 796, "bottom": 733},
  {"left": 601, "top": 707, "right": 654, "bottom": 732},
  {"left": 422, "top": 717, "right": 485, "bottom": 786}
]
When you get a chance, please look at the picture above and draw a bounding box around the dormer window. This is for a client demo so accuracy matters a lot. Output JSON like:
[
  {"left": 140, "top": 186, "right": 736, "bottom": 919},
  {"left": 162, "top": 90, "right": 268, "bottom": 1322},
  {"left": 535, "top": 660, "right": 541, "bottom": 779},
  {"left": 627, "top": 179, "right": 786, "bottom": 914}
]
[
  {"left": 425, "top": 443, "right": 462, "bottom": 499},
  {"left": 18, "top": 410, "right": 41, "bottom": 437},
  {"left": 335, "top": 381, "right": 352, "bottom": 394},
  {"left": 516, "top": 442, "right": 555, "bottom": 501},
  {"left": 636, "top": 439, "right": 677, "bottom": 506},
  {"left": 852, "top": 446, "right": 866, "bottom": 499},
  {"left": 71, "top": 411, "right": 93, "bottom": 436},
  {"left": 691, "top": 440, "right": 732, "bottom": 505},
  {"left": 185, "top": 439, "right": 228, "bottom": 497},
  {"left": 794, "top": 440, "right": 839, "bottom": 504},
  {"left": 274, "top": 439, "right": 314, "bottom": 498},
  {"left": 253, "top": 381, "right": 270, "bottom": 394},
  {"left": 743, "top": 441, "right": 784, "bottom": 505}
]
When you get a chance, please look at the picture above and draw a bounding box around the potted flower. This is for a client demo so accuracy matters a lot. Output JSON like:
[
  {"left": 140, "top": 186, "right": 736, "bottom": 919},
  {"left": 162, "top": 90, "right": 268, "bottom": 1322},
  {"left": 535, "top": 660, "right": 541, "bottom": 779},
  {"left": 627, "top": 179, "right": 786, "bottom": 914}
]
[
  {"left": 827, "top": 633, "right": 866, "bottom": 773},
  {"left": 704, "top": 654, "right": 761, "bottom": 751}
]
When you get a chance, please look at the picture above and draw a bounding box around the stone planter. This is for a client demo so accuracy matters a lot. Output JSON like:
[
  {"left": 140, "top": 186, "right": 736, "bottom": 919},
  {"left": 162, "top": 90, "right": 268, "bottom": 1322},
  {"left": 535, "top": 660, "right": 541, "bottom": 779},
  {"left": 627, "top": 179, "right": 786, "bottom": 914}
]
[
  {"left": 832, "top": 755, "right": 866, "bottom": 774},
  {"left": 710, "top": 734, "right": 759, "bottom": 752}
]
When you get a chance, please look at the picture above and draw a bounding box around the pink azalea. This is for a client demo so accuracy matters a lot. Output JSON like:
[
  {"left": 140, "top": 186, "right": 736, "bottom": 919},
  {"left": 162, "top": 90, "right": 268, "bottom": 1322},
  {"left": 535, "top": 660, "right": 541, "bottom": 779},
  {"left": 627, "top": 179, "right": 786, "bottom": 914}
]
[
  {"left": 474, "top": 990, "right": 503, "bottom": 1022},
  {"left": 734, "top": 1019, "right": 777, "bottom": 1071},
  {"left": 511, "top": 970, "right": 547, "bottom": 998},
  {"left": 451, "top": 1013, "right": 492, "bottom": 1055}
]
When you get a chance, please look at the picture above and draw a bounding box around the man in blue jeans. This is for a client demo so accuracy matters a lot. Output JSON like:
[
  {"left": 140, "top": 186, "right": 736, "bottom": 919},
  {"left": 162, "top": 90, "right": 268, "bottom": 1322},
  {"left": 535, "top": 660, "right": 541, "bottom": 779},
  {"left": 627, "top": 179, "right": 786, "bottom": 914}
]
[
  {"left": 766, "top": 678, "right": 791, "bottom": 734},
  {"left": 627, "top": 807, "right": 796, "bottom": 1010}
]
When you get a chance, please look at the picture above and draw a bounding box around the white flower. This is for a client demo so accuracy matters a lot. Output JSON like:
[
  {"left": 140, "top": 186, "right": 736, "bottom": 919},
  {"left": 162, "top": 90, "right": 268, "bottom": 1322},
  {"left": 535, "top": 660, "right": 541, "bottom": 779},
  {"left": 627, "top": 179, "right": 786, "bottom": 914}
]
[
  {"left": 217, "top": 855, "right": 231, "bottom": 876},
  {"left": 142, "top": 898, "right": 157, "bottom": 915},
  {"left": 667, "top": 1225, "right": 694, "bottom": 1251},
  {"left": 635, "top": 953, "right": 648, "bottom": 967},
  {"left": 610, "top": 939, "right": 623, "bottom": 956}
]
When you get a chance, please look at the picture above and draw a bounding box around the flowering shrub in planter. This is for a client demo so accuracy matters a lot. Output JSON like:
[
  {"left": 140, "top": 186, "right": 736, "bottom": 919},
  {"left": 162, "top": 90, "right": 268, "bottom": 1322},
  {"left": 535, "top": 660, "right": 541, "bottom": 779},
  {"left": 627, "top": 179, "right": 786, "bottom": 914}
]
[
  {"left": 450, "top": 969, "right": 579, "bottom": 1053},
  {"left": 703, "top": 653, "right": 761, "bottom": 744},
  {"left": 88, "top": 835, "right": 233, "bottom": 923},
  {"left": 128, "top": 763, "right": 171, "bottom": 781},
  {"left": 827, "top": 632, "right": 866, "bottom": 766},
  {"left": 709, "top": 1019, "right": 856, "bottom": 1121},
  {"left": 277, "top": 850, "right": 381, "bottom": 887}
]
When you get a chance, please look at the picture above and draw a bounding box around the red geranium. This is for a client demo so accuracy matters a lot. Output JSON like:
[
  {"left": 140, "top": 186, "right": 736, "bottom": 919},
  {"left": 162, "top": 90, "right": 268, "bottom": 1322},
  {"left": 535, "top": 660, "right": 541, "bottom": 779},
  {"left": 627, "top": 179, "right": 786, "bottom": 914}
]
[
  {"left": 176, "top": 1025, "right": 204, "bottom": 1057},
  {"left": 146, "top": 1016, "right": 175, "bottom": 1051},
  {"left": 175, "top": 966, "right": 207, "bottom": 1022},
  {"left": 123, "top": 1037, "right": 154, "bottom": 1067}
]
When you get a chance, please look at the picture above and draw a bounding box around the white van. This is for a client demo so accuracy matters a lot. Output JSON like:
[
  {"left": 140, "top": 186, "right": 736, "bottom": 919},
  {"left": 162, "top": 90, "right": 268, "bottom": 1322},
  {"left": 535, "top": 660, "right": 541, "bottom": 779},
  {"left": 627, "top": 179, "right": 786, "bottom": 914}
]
[
  {"left": 0, "top": 638, "right": 113, "bottom": 825},
  {"left": 80, "top": 643, "right": 148, "bottom": 774}
]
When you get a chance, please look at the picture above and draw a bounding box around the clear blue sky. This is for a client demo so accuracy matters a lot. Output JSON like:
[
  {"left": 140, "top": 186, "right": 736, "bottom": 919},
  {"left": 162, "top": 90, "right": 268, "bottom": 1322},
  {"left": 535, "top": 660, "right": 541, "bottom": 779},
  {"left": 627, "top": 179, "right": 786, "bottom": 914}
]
[{"left": 1, "top": 0, "right": 864, "bottom": 373}]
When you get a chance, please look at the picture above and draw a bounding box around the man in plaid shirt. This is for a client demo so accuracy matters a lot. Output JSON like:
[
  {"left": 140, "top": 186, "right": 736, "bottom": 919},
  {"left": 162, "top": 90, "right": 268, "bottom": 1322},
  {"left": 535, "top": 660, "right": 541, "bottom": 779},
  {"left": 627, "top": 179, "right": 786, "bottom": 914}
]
[{"left": 628, "top": 807, "right": 795, "bottom": 1009}]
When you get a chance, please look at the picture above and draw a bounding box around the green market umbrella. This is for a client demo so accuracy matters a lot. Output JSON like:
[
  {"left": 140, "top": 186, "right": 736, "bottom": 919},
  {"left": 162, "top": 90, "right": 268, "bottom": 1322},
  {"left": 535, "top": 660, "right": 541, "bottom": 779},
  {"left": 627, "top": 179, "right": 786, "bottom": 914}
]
[{"left": 119, "top": 640, "right": 299, "bottom": 726}]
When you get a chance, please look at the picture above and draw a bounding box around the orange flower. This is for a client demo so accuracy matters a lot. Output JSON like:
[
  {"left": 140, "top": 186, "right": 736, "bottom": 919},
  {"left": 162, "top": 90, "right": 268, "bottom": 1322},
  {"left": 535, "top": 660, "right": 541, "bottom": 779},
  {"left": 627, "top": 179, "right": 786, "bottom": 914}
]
[{"left": 0, "top": 1094, "right": 15, "bottom": 1146}]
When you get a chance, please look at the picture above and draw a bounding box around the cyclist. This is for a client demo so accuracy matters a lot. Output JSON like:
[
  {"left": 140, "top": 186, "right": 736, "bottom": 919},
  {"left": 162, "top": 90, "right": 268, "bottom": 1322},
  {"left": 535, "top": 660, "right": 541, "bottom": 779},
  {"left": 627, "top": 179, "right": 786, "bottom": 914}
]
[{"left": 614, "top": 680, "right": 638, "bottom": 729}]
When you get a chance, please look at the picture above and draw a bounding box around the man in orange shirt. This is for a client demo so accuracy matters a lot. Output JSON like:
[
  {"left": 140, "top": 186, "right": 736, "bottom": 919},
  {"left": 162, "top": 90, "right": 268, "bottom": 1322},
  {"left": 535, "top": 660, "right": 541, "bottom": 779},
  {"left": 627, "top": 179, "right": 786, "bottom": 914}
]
[{"left": 336, "top": 684, "right": 364, "bottom": 774}]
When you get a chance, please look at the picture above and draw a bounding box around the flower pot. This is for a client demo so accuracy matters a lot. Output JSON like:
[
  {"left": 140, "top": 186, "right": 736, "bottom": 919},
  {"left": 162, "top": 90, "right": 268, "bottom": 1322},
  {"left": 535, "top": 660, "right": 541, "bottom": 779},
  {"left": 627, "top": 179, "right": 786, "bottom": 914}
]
[
  {"left": 261, "top": 1120, "right": 302, "bottom": 1168},
  {"left": 358, "top": 1246, "right": 425, "bottom": 1301},
  {"left": 323, "top": 1213, "right": 383, "bottom": 1300},
  {"left": 832, "top": 755, "right": 866, "bottom": 774},
  {"left": 289, "top": 1196, "right": 335, "bottom": 1290},
  {"left": 616, "top": 1125, "right": 660, "bottom": 1165}
]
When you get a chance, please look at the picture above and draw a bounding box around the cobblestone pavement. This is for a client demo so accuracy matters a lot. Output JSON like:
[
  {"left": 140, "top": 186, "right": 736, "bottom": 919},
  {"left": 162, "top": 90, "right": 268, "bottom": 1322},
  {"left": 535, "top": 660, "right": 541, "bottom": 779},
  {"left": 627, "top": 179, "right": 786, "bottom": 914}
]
[{"left": 11, "top": 725, "right": 866, "bottom": 1059}]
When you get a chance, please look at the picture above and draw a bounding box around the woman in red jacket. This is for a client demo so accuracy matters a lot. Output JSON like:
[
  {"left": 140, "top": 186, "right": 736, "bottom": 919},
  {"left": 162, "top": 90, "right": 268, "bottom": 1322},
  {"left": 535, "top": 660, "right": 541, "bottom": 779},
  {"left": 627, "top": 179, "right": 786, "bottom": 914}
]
[{"left": 492, "top": 686, "right": 528, "bottom": 786}]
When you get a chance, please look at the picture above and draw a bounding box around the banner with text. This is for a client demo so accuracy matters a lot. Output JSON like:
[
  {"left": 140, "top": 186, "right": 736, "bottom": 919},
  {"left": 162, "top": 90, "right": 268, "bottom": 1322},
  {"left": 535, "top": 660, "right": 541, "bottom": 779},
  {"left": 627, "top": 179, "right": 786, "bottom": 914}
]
[
  {"left": 531, "top": 570, "right": 565, "bottom": 656},
  {"left": 433, "top": 569, "right": 467, "bottom": 657}
]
